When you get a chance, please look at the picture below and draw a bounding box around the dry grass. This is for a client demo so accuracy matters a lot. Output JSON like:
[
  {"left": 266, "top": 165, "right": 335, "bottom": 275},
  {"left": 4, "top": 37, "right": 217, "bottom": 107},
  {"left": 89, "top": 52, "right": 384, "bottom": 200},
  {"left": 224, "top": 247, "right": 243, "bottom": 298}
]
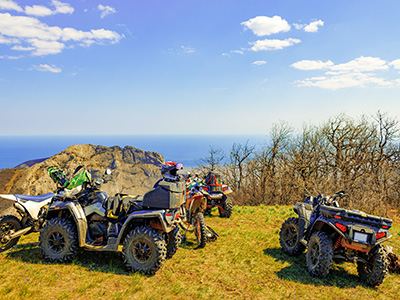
[{"left": 0, "top": 205, "right": 399, "bottom": 300}]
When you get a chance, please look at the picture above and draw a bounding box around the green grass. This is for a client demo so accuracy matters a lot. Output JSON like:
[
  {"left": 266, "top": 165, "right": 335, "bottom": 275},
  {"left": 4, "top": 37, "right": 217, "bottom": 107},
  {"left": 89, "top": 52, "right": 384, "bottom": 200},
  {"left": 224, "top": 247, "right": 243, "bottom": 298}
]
[{"left": 0, "top": 205, "right": 399, "bottom": 299}]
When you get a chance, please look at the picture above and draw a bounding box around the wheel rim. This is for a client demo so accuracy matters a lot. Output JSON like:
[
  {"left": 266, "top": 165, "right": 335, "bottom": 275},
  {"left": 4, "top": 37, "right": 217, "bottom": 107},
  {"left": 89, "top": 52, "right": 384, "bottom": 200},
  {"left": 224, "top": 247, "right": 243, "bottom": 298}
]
[
  {"left": 309, "top": 241, "right": 320, "bottom": 266},
  {"left": 48, "top": 232, "right": 65, "bottom": 254},
  {"left": 133, "top": 240, "right": 152, "bottom": 263},
  {"left": 0, "top": 222, "right": 15, "bottom": 245},
  {"left": 283, "top": 224, "right": 298, "bottom": 248}
]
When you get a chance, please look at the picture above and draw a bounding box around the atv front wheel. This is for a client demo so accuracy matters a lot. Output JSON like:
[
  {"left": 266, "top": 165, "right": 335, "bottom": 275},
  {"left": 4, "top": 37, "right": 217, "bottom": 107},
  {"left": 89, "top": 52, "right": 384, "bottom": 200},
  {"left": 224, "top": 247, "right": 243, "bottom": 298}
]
[
  {"left": 166, "top": 226, "right": 182, "bottom": 259},
  {"left": 0, "top": 215, "right": 22, "bottom": 252},
  {"left": 279, "top": 217, "right": 305, "bottom": 256},
  {"left": 357, "top": 244, "right": 389, "bottom": 287},
  {"left": 306, "top": 231, "right": 333, "bottom": 277},
  {"left": 192, "top": 212, "right": 207, "bottom": 248},
  {"left": 218, "top": 196, "right": 233, "bottom": 218},
  {"left": 39, "top": 218, "right": 78, "bottom": 262},
  {"left": 122, "top": 225, "right": 167, "bottom": 275}
]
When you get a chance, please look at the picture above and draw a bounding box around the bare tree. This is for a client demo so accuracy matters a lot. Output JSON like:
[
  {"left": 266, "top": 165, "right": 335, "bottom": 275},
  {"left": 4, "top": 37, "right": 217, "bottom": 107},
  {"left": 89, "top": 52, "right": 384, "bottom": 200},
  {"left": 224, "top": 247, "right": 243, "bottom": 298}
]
[{"left": 196, "top": 146, "right": 225, "bottom": 174}]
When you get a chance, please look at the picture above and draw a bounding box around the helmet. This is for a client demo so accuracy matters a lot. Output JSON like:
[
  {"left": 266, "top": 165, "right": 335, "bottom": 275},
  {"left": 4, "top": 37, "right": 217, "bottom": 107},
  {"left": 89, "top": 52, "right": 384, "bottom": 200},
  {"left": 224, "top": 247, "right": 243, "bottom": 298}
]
[{"left": 161, "top": 161, "right": 183, "bottom": 181}]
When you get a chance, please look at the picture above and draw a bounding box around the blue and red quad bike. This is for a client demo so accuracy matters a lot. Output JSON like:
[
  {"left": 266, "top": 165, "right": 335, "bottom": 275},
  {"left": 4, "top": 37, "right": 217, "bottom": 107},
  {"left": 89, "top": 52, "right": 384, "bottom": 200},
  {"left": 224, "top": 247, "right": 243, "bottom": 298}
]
[
  {"left": 201, "top": 172, "right": 233, "bottom": 218},
  {"left": 279, "top": 191, "right": 393, "bottom": 287}
]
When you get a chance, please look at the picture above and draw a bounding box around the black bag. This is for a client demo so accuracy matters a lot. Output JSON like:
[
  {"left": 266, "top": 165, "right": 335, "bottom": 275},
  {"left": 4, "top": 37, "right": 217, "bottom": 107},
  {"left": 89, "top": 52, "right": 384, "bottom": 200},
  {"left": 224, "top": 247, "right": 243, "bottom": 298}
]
[
  {"left": 204, "top": 172, "right": 223, "bottom": 192},
  {"left": 103, "top": 194, "right": 142, "bottom": 220},
  {"left": 142, "top": 180, "right": 185, "bottom": 209}
]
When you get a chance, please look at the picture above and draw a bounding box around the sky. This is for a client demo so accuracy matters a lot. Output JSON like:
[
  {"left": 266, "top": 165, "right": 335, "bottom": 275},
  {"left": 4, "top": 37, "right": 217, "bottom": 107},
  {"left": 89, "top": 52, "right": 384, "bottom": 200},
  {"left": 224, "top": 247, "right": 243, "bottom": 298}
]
[{"left": 1, "top": 0, "right": 400, "bottom": 135}]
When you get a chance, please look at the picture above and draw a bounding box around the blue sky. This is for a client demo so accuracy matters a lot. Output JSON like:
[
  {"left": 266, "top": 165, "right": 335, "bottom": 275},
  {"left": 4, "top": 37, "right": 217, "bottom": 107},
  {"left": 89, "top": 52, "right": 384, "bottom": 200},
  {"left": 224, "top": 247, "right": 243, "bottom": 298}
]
[{"left": 1, "top": 0, "right": 400, "bottom": 135}]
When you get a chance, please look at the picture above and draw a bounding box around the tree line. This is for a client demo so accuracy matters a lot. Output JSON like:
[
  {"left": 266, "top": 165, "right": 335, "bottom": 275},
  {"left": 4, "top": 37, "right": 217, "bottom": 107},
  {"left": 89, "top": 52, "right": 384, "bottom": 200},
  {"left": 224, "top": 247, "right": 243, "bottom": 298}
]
[{"left": 196, "top": 112, "right": 400, "bottom": 216}]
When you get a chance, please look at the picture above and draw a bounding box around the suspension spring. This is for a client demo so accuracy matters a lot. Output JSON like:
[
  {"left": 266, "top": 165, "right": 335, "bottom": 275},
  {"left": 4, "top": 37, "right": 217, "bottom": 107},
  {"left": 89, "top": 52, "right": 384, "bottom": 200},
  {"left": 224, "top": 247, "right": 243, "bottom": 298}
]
[{"left": 334, "top": 236, "right": 342, "bottom": 249}]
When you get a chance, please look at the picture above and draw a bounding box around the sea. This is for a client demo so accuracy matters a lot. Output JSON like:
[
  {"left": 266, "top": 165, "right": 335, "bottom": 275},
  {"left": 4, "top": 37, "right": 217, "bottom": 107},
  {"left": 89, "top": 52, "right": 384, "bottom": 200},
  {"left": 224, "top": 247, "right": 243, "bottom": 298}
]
[{"left": 0, "top": 135, "right": 268, "bottom": 170}]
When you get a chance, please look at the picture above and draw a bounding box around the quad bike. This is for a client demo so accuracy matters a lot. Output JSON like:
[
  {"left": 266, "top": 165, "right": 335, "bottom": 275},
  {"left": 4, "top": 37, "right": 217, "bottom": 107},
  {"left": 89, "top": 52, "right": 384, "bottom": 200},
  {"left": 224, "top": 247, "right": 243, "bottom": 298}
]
[
  {"left": 279, "top": 191, "right": 393, "bottom": 287},
  {"left": 202, "top": 172, "right": 233, "bottom": 218},
  {"left": 0, "top": 165, "right": 89, "bottom": 252},
  {"left": 39, "top": 164, "right": 185, "bottom": 275}
]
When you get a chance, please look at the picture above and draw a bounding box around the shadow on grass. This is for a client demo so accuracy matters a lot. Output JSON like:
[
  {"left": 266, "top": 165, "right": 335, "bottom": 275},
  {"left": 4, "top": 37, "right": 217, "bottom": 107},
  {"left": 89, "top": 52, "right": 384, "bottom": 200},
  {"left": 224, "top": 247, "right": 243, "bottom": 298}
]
[
  {"left": 4, "top": 241, "right": 153, "bottom": 277},
  {"left": 263, "top": 247, "right": 372, "bottom": 289}
]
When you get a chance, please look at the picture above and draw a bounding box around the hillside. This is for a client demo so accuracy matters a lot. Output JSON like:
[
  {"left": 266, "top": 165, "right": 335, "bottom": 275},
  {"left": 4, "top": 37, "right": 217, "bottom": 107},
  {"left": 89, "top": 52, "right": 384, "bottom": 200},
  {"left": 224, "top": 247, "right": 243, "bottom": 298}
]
[
  {"left": 0, "top": 144, "right": 165, "bottom": 212},
  {"left": 0, "top": 205, "right": 399, "bottom": 299}
]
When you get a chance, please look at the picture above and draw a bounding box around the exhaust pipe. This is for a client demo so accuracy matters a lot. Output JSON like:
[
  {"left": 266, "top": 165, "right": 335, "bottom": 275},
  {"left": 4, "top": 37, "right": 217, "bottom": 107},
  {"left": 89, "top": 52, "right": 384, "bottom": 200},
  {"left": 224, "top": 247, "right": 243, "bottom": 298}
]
[{"left": 8, "top": 226, "right": 32, "bottom": 239}]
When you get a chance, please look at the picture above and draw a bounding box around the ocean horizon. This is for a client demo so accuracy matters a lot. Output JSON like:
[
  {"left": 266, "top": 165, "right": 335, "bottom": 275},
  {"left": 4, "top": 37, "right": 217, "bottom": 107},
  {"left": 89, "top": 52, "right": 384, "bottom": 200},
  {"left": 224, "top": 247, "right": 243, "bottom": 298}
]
[{"left": 0, "top": 134, "right": 268, "bottom": 170}]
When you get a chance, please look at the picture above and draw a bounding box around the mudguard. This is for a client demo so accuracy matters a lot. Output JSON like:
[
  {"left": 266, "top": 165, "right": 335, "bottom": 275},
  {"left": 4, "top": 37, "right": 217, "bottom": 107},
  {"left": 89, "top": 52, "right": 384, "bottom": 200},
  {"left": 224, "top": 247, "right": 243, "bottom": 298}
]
[
  {"left": 47, "top": 201, "right": 88, "bottom": 247},
  {"left": 115, "top": 209, "right": 175, "bottom": 247}
]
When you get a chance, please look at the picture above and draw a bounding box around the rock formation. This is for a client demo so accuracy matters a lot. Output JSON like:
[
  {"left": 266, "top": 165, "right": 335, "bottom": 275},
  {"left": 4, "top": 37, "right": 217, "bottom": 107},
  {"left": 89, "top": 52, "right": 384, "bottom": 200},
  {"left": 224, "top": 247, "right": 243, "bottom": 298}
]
[{"left": 0, "top": 144, "right": 165, "bottom": 211}]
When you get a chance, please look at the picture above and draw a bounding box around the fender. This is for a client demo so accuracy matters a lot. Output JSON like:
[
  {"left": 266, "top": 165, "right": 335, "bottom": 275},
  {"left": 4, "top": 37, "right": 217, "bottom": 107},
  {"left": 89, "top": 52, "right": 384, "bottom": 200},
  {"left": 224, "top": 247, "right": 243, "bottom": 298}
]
[
  {"left": 47, "top": 201, "right": 88, "bottom": 247},
  {"left": 115, "top": 210, "right": 173, "bottom": 246},
  {"left": 308, "top": 218, "right": 346, "bottom": 240}
]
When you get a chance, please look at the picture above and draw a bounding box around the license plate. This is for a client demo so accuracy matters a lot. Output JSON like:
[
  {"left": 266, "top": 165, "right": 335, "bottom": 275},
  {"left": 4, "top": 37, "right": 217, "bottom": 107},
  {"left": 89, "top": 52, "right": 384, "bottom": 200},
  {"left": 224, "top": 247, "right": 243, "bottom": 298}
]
[{"left": 354, "top": 232, "right": 368, "bottom": 243}]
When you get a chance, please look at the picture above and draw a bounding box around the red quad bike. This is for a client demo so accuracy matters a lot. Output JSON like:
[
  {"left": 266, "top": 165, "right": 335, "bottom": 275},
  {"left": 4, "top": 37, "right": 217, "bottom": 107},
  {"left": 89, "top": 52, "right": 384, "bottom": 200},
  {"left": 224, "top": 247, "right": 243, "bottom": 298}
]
[
  {"left": 279, "top": 191, "right": 393, "bottom": 287},
  {"left": 202, "top": 172, "right": 233, "bottom": 218}
]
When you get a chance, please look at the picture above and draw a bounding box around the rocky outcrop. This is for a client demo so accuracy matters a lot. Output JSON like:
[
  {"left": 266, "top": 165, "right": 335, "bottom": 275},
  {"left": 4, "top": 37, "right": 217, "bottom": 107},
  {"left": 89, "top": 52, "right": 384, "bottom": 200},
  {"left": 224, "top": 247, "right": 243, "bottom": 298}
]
[{"left": 0, "top": 144, "right": 165, "bottom": 207}]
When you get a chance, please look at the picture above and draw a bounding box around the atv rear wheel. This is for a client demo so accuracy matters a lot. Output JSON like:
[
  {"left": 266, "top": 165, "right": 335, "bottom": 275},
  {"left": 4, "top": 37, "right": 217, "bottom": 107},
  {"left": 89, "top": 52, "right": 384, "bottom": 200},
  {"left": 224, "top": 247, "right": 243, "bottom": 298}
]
[
  {"left": 192, "top": 212, "right": 207, "bottom": 248},
  {"left": 306, "top": 231, "right": 333, "bottom": 277},
  {"left": 122, "top": 225, "right": 167, "bottom": 275},
  {"left": 166, "top": 226, "right": 182, "bottom": 259},
  {"left": 218, "top": 196, "right": 233, "bottom": 218},
  {"left": 357, "top": 244, "right": 389, "bottom": 287},
  {"left": 0, "top": 215, "right": 22, "bottom": 252},
  {"left": 39, "top": 218, "right": 78, "bottom": 262},
  {"left": 279, "top": 217, "right": 306, "bottom": 256}
]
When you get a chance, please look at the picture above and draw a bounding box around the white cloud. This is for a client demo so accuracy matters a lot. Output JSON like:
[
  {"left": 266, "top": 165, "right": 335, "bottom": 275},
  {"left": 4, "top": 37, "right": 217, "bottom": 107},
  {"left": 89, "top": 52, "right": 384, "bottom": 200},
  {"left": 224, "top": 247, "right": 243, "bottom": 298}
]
[
  {"left": 32, "top": 64, "right": 61, "bottom": 73},
  {"left": 252, "top": 60, "right": 267, "bottom": 65},
  {"left": 98, "top": 4, "right": 116, "bottom": 18},
  {"left": 0, "top": 0, "right": 22, "bottom": 12},
  {"left": 389, "top": 59, "right": 400, "bottom": 69},
  {"left": 250, "top": 38, "right": 301, "bottom": 51},
  {"left": 11, "top": 45, "right": 34, "bottom": 51},
  {"left": 331, "top": 56, "right": 388, "bottom": 72},
  {"left": 181, "top": 45, "right": 195, "bottom": 54},
  {"left": 291, "top": 60, "right": 334, "bottom": 70},
  {"left": 304, "top": 20, "right": 324, "bottom": 33},
  {"left": 24, "top": 5, "right": 53, "bottom": 17},
  {"left": 231, "top": 50, "right": 244, "bottom": 55},
  {"left": 24, "top": 1, "right": 73, "bottom": 17},
  {"left": 292, "top": 56, "right": 400, "bottom": 90},
  {"left": 52, "top": 0, "right": 73, "bottom": 15},
  {"left": 294, "top": 72, "right": 393, "bottom": 90},
  {"left": 241, "top": 16, "right": 290, "bottom": 36},
  {"left": 0, "top": 12, "right": 122, "bottom": 56}
]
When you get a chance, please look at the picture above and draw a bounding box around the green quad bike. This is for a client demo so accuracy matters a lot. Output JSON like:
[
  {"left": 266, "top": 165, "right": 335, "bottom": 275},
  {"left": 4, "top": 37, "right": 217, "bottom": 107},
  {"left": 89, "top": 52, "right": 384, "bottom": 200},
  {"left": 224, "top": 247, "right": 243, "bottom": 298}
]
[
  {"left": 40, "top": 165, "right": 185, "bottom": 275},
  {"left": 279, "top": 191, "right": 393, "bottom": 287}
]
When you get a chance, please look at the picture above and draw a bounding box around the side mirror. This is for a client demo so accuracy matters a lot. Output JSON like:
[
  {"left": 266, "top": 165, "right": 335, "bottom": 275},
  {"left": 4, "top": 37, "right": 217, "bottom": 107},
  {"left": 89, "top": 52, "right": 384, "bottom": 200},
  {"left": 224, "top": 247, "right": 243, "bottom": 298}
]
[{"left": 105, "top": 169, "right": 112, "bottom": 175}]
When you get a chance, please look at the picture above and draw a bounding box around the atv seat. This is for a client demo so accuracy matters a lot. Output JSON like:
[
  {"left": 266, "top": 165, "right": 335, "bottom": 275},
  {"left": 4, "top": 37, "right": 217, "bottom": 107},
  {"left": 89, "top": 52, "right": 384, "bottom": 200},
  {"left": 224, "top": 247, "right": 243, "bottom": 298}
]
[{"left": 14, "top": 193, "right": 54, "bottom": 202}]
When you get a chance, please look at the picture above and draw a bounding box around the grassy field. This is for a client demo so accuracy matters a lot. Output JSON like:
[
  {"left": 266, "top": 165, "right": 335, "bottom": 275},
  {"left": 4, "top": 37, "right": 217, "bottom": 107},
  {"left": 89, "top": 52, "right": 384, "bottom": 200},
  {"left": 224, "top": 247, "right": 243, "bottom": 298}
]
[{"left": 0, "top": 205, "right": 399, "bottom": 300}]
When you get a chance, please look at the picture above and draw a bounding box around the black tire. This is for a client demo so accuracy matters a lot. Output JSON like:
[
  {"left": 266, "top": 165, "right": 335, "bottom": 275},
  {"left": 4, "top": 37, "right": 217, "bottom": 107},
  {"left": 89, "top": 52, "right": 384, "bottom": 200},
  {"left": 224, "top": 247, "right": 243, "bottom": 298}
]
[
  {"left": 357, "top": 244, "right": 389, "bottom": 287},
  {"left": 192, "top": 212, "right": 207, "bottom": 248},
  {"left": 166, "top": 226, "right": 182, "bottom": 259},
  {"left": 0, "top": 215, "right": 22, "bottom": 252},
  {"left": 39, "top": 218, "right": 78, "bottom": 262},
  {"left": 279, "top": 217, "right": 306, "bottom": 256},
  {"left": 306, "top": 231, "right": 333, "bottom": 277},
  {"left": 122, "top": 225, "right": 167, "bottom": 275},
  {"left": 218, "top": 196, "right": 233, "bottom": 218}
]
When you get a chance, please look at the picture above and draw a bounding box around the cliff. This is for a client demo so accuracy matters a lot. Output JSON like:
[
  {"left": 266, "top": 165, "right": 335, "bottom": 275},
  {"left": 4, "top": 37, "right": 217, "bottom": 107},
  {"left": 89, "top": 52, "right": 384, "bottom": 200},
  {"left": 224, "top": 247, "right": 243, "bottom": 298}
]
[{"left": 0, "top": 144, "right": 165, "bottom": 211}]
